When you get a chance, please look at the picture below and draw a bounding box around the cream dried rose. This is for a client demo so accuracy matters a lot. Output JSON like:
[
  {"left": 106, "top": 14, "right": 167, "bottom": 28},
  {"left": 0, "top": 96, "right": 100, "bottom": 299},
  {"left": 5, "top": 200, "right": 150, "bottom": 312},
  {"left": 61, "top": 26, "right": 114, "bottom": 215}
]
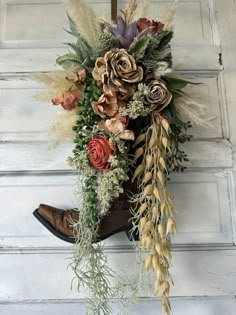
[
  {"left": 92, "top": 49, "right": 143, "bottom": 95},
  {"left": 144, "top": 79, "right": 172, "bottom": 112}
]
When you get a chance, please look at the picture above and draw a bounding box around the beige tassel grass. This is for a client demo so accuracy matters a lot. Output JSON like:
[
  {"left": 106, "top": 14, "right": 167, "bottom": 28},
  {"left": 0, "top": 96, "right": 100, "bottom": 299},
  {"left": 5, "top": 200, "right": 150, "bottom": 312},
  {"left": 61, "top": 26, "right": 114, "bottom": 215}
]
[
  {"left": 64, "top": 0, "right": 101, "bottom": 48},
  {"left": 131, "top": 113, "right": 176, "bottom": 315},
  {"left": 48, "top": 109, "right": 77, "bottom": 148},
  {"left": 33, "top": 71, "right": 78, "bottom": 102}
]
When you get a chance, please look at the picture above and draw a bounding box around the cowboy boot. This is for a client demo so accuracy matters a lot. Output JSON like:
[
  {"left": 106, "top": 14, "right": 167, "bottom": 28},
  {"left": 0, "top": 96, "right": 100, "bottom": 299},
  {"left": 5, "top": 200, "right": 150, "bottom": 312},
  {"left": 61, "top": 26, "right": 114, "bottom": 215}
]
[{"left": 33, "top": 180, "right": 139, "bottom": 243}]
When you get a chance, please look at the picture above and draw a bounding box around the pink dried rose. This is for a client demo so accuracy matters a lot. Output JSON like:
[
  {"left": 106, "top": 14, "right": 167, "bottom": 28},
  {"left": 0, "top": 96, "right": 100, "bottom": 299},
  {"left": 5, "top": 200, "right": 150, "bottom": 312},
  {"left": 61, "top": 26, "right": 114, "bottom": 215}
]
[
  {"left": 52, "top": 89, "right": 82, "bottom": 111},
  {"left": 92, "top": 94, "right": 123, "bottom": 118},
  {"left": 98, "top": 116, "right": 135, "bottom": 141},
  {"left": 87, "top": 136, "right": 116, "bottom": 171},
  {"left": 137, "top": 18, "right": 164, "bottom": 34}
]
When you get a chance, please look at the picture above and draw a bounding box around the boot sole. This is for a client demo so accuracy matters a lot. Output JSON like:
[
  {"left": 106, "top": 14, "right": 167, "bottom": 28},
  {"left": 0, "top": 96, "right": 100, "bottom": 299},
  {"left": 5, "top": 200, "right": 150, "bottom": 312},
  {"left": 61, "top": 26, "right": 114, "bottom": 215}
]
[{"left": 33, "top": 209, "right": 139, "bottom": 244}]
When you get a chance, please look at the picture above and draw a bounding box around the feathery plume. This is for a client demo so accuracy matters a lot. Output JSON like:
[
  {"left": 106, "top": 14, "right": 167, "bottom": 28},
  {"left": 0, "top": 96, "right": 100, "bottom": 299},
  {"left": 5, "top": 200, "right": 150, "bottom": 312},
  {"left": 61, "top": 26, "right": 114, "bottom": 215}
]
[
  {"left": 33, "top": 71, "right": 77, "bottom": 101},
  {"left": 48, "top": 109, "right": 77, "bottom": 148},
  {"left": 64, "top": 0, "right": 101, "bottom": 47}
]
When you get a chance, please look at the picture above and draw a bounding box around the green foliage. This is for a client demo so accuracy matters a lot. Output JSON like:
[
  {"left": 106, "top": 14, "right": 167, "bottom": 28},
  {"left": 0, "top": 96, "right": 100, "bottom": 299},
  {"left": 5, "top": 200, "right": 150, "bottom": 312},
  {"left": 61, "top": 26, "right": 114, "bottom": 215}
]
[
  {"left": 92, "top": 32, "right": 119, "bottom": 60},
  {"left": 70, "top": 175, "right": 115, "bottom": 315},
  {"left": 65, "top": 12, "right": 80, "bottom": 38},
  {"left": 165, "top": 76, "right": 201, "bottom": 91},
  {"left": 56, "top": 53, "right": 83, "bottom": 70},
  {"left": 60, "top": 13, "right": 94, "bottom": 72},
  {"left": 128, "top": 37, "right": 151, "bottom": 60},
  {"left": 165, "top": 101, "right": 192, "bottom": 172},
  {"left": 142, "top": 30, "right": 173, "bottom": 68}
]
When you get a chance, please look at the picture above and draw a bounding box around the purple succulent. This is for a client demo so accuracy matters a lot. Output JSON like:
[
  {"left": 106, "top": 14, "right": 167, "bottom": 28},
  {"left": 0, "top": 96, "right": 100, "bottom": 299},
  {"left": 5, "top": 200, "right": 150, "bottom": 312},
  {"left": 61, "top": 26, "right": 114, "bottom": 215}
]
[{"left": 107, "top": 16, "right": 138, "bottom": 49}]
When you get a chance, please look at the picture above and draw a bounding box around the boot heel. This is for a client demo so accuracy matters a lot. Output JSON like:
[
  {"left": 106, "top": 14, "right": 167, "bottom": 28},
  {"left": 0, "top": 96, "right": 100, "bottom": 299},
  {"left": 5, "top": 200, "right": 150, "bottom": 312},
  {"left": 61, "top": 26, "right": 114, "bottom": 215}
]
[{"left": 125, "top": 228, "right": 139, "bottom": 241}]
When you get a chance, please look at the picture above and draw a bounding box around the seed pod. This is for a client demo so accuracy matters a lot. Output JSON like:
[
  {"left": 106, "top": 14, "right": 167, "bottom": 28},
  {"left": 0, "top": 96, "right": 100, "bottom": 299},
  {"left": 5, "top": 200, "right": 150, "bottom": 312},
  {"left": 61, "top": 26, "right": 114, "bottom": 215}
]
[
  {"left": 152, "top": 206, "right": 160, "bottom": 222},
  {"left": 145, "top": 235, "right": 152, "bottom": 249},
  {"left": 154, "top": 279, "right": 160, "bottom": 295},
  {"left": 158, "top": 224, "right": 164, "bottom": 239},
  {"left": 144, "top": 254, "right": 152, "bottom": 270},
  {"left": 161, "top": 118, "right": 170, "bottom": 134},
  {"left": 143, "top": 184, "right": 153, "bottom": 198},
  {"left": 155, "top": 242, "right": 162, "bottom": 255},
  {"left": 156, "top": 264, "right": 167, "bottom": 281},
  {"left": 160, "top": 281, "right": 170, "bottom": 297},
  {"left": 149, "top": 131, "right": 156, "bottom": 148},
  {"left": 143, "top": 171, "right": 152, "bottom": 184},
  {"left": 146, "top": 154, "right": 154, "bottom": 170},
  {"left": 157, "top": 170, "right": 164, "bottom": 186},
  {"left": 162, "top": 137, "right": 169, "bottom": 150},
  {"left": 159, "top": 156, "right": 167, "bottom": 170},
  {"left": 162, "top": 241, "right": 171, "bottom": 264},
  {"left": 132, "top": 164, "right": 144, "bottom": 182},
  {"left": 166, "top": 217, "right": 177, "bottom": 235},
  {"left": 133, "top": 134, "right": 145, "bottom": 148},
  {"left": 144, "top": 220, "right": 154, "bottom": 234},
  {"left": 162, "top": 302, "right": 171, "bottom": 315},
  {"left": 152, "top": 254, "right": 160, "bottom": 271},
  {"left": 139, "top": 217, "right": 147, "bottom": 233},
  {"left": 138, "top": 203, "right": 147, "bottom": 215},
  {"left": 153, "top": 185, "right": 160, "bottom": 201},
  {"left": 160, "top": 203, "right": 165, "bottom": 218},
  {"left": 140, "top": 236, "right": 147, "bottom": 249},
  {"left": 135, "top": 147, "right": 144, "bottom": 161}
]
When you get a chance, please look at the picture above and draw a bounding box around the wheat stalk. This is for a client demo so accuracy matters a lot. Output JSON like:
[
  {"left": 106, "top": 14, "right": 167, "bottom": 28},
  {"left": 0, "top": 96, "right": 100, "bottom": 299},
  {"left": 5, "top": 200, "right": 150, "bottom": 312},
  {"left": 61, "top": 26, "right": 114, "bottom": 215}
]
[
  {"left": 132, "top": 114, "right": 176, "bottom": 315},
  {"left": 64, "top": 0, "right": 101, "bottom": 48},
  {"left": 124, "top": 0, "right": 138, "bottom": 23}
]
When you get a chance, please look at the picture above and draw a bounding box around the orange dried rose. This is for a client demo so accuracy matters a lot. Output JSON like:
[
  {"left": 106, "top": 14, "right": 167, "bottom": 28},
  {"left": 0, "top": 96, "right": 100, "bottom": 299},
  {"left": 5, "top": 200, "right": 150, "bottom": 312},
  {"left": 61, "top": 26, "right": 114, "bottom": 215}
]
[
  {"left": 87, "top": 136, "right": 116, "bottom": 171},
  {"left": 52, "top": 89, "right": 82, "bottom": 111}
]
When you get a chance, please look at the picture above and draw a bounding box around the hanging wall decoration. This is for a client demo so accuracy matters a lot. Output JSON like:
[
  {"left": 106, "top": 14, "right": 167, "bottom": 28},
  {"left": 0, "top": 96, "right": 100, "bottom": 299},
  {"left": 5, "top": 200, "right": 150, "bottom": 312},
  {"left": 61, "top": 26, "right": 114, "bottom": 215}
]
[{"left": 33, "top": 0, "right": 210, "bottom": 314}]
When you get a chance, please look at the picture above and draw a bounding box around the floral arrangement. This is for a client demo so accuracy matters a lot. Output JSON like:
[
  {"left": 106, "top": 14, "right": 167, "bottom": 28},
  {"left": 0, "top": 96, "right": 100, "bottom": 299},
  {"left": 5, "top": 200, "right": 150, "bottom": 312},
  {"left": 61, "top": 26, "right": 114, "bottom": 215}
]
[{"left": 34, "top": 0, "right": 209, "bottom": 314}]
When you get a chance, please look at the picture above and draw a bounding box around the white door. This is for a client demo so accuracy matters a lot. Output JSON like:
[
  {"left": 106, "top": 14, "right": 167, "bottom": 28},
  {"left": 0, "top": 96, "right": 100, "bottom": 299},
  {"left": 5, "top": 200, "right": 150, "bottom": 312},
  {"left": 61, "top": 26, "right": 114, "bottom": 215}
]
[{"left": 0, "top": 0, "right": 236, "bottom": 314}]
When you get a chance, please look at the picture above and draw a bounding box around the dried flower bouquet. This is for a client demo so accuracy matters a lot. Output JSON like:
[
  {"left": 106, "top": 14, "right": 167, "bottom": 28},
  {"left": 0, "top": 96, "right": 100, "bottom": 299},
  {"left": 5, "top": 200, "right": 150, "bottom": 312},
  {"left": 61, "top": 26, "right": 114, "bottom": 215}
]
[{"left": 34, "top": 0, "right": 209, "bottom": 314}]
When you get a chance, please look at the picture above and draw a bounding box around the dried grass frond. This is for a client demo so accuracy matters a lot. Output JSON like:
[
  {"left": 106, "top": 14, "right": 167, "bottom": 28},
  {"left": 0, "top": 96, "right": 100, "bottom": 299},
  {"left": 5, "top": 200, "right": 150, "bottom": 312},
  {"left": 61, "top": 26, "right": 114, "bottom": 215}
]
[
  {"left": 137, "top": 0, "right": 150, "bottom": 18},
  {"left": 159, "top": 0, "right": 178, "bottom": 30},
  {"left": 33, "top": 71, "right": 77, "bottom": 102},
  {"left": 64, "top": 0, "right": 101, "bottom": 47},
  {"left": 175, "top": 94, "right": 214, "bottom": 127},
  {"left": 124, "top": 0, "right": 138, "bottom": 23},
  {"left": 48, "top": 109, "right": 77, "bottom": 148}
]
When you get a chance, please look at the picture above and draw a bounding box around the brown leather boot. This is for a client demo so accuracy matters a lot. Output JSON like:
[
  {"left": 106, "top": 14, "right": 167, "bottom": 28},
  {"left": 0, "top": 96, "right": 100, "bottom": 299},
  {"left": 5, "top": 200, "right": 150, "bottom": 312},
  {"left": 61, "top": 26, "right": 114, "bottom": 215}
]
[
  {"left": 33, "top": 203, "right": 135, "bottom": 243},
  {"left": 33, "top": 180, "right": 139, "bottom": 243}
]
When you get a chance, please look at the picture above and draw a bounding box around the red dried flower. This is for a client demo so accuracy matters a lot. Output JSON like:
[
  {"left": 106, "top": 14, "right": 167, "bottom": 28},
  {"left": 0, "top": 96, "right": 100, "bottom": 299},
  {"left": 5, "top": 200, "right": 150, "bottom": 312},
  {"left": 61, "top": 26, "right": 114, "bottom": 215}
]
[
  {"left": 87, "top": 136, "right": 116, "bottom": 171},
  {"left": 137, "top": 18, "right": 164, "bottom": 34}
]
